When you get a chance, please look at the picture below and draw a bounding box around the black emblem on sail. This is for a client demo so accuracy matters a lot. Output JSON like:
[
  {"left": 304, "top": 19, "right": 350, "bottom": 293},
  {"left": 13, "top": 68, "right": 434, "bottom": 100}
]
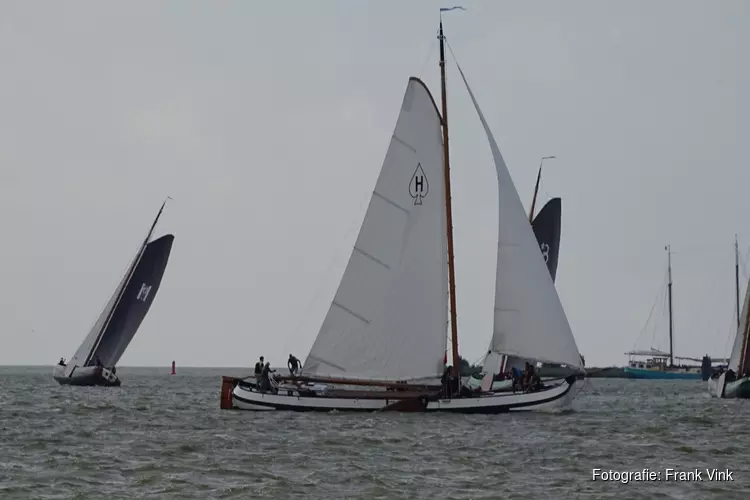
[{"left": 409, "top": 163, "right": 429, "bottom": 205}]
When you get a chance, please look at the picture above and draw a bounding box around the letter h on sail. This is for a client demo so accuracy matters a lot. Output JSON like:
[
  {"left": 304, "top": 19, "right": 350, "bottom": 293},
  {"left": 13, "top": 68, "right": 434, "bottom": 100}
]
[{"left": 409, "top": 163, "right": 430, "bottom": 205}]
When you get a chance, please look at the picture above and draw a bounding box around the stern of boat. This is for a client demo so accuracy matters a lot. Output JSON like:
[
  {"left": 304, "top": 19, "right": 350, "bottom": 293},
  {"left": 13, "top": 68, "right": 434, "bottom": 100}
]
[
  {"left": 220, "top": 376, "right": 240, "bottom": 409},
  {"left": 100, "top": 367, "right": 120, "bottom": 386}
]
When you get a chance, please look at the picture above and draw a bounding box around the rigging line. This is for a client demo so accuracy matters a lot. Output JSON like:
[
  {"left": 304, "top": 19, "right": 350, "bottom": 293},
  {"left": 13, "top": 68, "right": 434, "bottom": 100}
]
[
  {"left": 656, "top": 272, "right": 669, "bottom": 350},
  {"left": 723, "top": 298, "right": 739, "bottom": 360},
  {"left": 722, "top": 244, "right": 750, "bottom": 361},
  {"left": 742, "top": 244, "right": 750, "bottom": 281},
  {"left": 445, "top": 38, "right": 460, "bottom": 73},
  {"left": 633, "top": 269, "right": 669, "bottom": 348},
  {"left": 418, "top": 37, "right": 437, "bottom": 81}
]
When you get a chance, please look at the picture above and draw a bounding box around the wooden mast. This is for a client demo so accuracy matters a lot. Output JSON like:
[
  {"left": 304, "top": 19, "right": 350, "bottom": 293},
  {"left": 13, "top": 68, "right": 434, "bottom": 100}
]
[
  {"left": 438, "top": 20, "right": 460, "bottom": 380},
  {"left": 666, "top": 244, "right": 674, "bottom": 367}
]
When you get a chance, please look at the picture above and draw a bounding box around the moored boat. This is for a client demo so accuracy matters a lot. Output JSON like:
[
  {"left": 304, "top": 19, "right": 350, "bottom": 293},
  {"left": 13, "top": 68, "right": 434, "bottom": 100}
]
[{"left": 624, "top": 246, "right": 706, "bottom": 380}]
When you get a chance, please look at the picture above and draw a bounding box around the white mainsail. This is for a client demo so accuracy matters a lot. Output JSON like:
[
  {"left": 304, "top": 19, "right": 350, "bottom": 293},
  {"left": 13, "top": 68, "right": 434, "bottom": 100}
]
[
  {"left": 728, "top": 276, "right": 750, "bottom": 372},
  {"left": 454, "top": 63, "right": 584, "bottom": 370},
  {"left": 302, "top": 78, "right": 448, "bottom": 381}
]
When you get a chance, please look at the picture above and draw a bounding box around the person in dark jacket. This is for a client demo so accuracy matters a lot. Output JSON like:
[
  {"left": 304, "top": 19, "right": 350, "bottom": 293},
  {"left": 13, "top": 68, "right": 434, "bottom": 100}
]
[
  {"left": 254, "top": 356, "right": 264, "bottom": 386},
  {"left": 288, "top": 354, "right": 301, "bottom": 376},
  {"left": 260, "top": 362, "right": 276, "bottom": 393}
]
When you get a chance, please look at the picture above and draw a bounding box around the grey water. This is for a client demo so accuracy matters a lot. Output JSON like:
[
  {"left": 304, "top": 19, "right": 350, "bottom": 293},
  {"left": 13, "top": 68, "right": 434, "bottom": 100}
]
[{"left": 0, "top": 366, "right": 747, "bottom": 499}]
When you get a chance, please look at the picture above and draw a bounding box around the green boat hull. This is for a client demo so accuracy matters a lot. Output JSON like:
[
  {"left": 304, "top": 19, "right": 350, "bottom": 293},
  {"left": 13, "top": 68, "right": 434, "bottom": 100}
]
[{"left": 708, "top": 374, "right": 750, "bottom": 398}]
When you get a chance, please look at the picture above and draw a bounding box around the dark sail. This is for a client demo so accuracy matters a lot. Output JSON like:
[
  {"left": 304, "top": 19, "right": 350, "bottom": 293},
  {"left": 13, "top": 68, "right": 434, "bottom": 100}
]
[
  {"left": 90, "top": 234, "right": 174, "bottom": 367},
  {"left": 530, "top": 197, "right": 561, "bottom": 282},
  {"left": 63, "top": 200, "right": 172, "bottom": 378}
]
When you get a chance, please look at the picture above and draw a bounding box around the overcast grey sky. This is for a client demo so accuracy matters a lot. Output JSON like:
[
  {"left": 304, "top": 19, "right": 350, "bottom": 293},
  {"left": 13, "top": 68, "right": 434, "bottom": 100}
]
[{"left": 2, "top": 0, "right": 748, "bottom": 367}]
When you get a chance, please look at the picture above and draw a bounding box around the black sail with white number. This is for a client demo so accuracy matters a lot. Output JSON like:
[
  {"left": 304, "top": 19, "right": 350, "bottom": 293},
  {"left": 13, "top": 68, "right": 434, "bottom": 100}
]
[
  {"left": 91, "top": 234, "right": 173, "bottom": 367},
  {"left": 531, "top": 197, "right": 561, "bottom": 282},
  {"left": 56, "top": 201, "right": 174, "bottom": 386}
]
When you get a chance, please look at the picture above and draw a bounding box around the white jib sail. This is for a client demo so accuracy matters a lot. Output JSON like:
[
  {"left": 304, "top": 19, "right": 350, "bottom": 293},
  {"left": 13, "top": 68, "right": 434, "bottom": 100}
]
[{"left": 454, "top": 62, "right": 584, "bottom": 370}]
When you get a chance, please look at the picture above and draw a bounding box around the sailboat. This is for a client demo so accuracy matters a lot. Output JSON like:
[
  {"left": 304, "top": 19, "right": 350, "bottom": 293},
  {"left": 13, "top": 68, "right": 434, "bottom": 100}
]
[
  {"left": 53, "top": 201, "right": 174, "bottom": 387},
  {"left": 624, "top": 245, "right": 702, "bottom": 380},
  {"left": 221, "top": 17, "right": 584, "bottom": 413},
  {"left": 708, "top": 236, "right": 750, "bottom": 398}
]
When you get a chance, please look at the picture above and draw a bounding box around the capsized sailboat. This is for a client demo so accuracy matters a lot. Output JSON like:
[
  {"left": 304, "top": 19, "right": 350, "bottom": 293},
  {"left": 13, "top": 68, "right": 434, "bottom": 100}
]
[
  {"left": 221, "top": 16, "right": 584, "bottom": 413},
  {"left": 53, "top": 201, "right": 174, "bottom": 387},
  {"left": 708, "top": 236, "right": 750, "bottom": 398}
]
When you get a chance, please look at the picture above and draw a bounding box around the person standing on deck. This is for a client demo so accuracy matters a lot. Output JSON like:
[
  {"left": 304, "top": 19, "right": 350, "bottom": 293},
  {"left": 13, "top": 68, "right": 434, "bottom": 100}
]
[
  {"left": 441, "top": 366, "right": 452, "bottom": 398},
  {"left": 260, "top": 362, "right": 276, "bottom": 393},
  {"left": 288, "top": 354, "right": 301, "bottom": 376},
  {"left": 254, "top": 356, "right": 264, "bottom": 386},
  {"left": 511, "top": 366, "right": 523, "bottom": 393}
]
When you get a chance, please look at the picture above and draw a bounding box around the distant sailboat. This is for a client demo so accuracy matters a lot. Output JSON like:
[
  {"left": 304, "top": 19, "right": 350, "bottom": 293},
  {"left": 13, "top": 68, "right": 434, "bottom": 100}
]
[
  {"left": 222, "top": 15, "right": 584, "bottom": 413},
  {"left": 53, "top": 201, "right": 174, "bottom": 386},
  {"left": 624, "top": 245, "right": 702, "bottom": 380},
  {"left": 708, "top": 236, "right": 750, "bottom": 398}
]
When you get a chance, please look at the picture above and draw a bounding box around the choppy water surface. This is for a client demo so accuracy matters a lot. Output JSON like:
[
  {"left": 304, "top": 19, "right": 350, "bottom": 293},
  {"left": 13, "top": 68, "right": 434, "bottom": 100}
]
[{"left": 1, "top": 366, "right": 748, "bottom": 499}]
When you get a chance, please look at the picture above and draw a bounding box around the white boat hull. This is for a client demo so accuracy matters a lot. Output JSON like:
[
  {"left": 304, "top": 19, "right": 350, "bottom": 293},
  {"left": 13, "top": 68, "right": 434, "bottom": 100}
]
[
  {"left": 708, "top": 372, "right": 750, "bottom": 398},
  {"left": 228, "top": 376, "right": 578, "bottom": 414}
]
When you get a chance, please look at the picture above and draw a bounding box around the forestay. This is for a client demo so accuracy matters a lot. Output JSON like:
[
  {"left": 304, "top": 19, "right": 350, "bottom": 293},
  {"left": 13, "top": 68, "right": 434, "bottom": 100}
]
[
  {"left": 63, "top": 257, "right": 136, "bottom": 376},
  {"left": 302, "top": 78, "right": 448, "bottom": 381},
  {"left": 454, "top": 62, "right": 583, "bottom": 370}
]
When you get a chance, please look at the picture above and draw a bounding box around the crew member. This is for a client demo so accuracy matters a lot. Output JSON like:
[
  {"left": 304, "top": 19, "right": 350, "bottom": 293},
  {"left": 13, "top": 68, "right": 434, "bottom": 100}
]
[
  {"left": 288, "top": 354, "right": 301, "bottom": 376},
  {"left": 254, "top": 356, "right": 264, "bottom": 386}
]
